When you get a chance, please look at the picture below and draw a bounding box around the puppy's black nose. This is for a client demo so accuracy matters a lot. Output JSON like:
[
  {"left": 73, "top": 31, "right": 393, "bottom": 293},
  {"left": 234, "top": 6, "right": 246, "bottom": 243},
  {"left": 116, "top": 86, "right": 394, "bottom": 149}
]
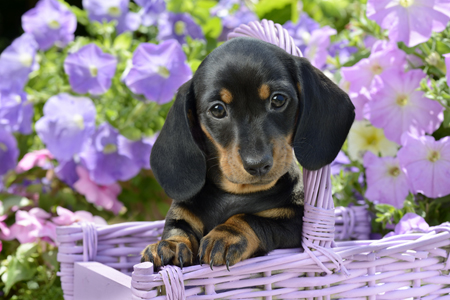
[{"left": 242, "top": 155, "right": 273, "bottom": 176}]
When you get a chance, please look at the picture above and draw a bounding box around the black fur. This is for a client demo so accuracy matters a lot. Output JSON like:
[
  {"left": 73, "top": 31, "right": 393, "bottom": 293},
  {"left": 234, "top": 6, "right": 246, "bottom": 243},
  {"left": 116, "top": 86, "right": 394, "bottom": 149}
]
[{"left": 143, "top": 37, "right": 355, "bottom": 269}]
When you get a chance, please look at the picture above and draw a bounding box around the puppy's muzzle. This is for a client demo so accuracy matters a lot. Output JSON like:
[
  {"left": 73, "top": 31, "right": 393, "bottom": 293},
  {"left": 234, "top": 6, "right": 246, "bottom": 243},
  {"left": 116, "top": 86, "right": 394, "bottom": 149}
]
[{"left": 241, "top": 153, "right": 273, "bottom": 177}]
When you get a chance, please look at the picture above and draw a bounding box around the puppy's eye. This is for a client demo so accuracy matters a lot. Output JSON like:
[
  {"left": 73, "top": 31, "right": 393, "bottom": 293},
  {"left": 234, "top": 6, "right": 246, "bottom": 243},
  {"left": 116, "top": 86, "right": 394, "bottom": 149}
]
[
  {"left": 271, "top": 94, "right": 287, "bottom": 109},
  {"left": 209, "top": 104, "right": 227, "bottom": 119}
]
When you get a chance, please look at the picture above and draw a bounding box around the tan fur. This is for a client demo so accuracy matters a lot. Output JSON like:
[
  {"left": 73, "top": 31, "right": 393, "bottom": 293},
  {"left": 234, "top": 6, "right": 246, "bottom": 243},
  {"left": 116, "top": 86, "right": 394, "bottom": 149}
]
[
  {"left": 224, "top": 214, "right": 260, "bottom": 259},
  {"left": 201, "top": 124, "right": 294, "bottom": 194},
  {"left": 220, "top": 88, "right": 233, "bottom": 104},
  {"left": 258, "top": 84, "right": 270, "bottom": 99},
  {"left": 202, "top": 214, "right": 260, "bottom": 264},
  {"left": 255, "top": 208, "right": 295, "bottom": 219},
  {"left": 171, "top": 206, "right": 204, "bottom": 238}
]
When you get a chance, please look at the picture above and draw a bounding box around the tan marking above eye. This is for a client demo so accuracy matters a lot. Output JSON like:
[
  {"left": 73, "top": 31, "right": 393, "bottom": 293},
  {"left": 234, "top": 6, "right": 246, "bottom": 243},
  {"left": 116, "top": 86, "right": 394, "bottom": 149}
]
[
  {"left": 258, "top": 84, "right": 270, "bottom": 99},
  {"left": 220, "top": 88, "right": 233, "bottom": 104},
  {"left": 297, "top": 83, "right": 301, "bottom": 95}
]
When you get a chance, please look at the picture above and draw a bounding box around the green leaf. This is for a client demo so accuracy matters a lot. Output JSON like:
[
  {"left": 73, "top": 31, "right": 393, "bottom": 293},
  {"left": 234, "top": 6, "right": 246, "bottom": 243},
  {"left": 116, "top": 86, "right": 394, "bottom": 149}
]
[
  {"left": 255, "top": 0, "right": 292, "bottom": 25},
  {"left": 0, "top": 196, "right": 32, "bottom": 215},
  {"left": 2, "top": 244, "right": 38, "bottom": 295},
  {"left": 113, "top": 33, "right": 133, "bottom": 51},
  {"left": 443, "top": 109, "right": 450, "bottom": 128},
  {"left": 202, "top": 17, "right": 222, "bottom": 39}
]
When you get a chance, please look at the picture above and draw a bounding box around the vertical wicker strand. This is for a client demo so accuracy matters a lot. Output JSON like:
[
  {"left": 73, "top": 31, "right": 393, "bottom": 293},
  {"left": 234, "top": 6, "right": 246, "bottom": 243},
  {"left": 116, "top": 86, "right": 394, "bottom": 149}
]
[{"left": 264, "top": 270, "right": 272, "bottom": 300}]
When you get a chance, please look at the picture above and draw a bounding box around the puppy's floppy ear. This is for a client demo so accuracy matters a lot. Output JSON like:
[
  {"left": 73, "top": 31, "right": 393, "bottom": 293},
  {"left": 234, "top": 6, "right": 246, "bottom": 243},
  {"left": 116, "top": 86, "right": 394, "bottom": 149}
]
[
  {"left": 293, "top": 57, "right": 355, "bottom": 171},
  {"left": 150, "top": 80, "right": 206, "bottom": 201}
]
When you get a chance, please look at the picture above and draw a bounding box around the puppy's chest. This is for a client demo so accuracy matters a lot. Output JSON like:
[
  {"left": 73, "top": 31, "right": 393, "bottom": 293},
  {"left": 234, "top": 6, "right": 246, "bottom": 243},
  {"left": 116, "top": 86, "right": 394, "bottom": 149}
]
[{"left": 191, "top": 176, "right": 303, "bottom": 233}]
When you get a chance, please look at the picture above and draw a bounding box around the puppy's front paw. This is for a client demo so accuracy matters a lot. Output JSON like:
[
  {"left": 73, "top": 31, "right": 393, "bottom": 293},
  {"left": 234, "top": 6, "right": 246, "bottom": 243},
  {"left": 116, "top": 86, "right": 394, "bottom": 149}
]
[
  {"left": 141, "top": 239, "right": 193, "bottom": 269},
  {"left": 199, "top": 223, "right": 259, "bottom": 270}
]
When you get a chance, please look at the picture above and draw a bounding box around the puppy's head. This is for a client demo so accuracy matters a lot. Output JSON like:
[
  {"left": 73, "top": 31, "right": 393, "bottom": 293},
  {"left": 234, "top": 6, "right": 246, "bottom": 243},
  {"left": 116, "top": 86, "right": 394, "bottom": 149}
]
[{"left": 151, "top": 37, "right": 355, "bottom": 201}]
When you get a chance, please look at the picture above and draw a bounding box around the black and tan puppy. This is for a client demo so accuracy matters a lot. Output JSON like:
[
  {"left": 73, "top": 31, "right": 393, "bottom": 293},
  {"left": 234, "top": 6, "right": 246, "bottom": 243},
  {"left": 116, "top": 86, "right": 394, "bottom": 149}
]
[{"left": 141, "top": 37, "right": 355, "bottom": 270}]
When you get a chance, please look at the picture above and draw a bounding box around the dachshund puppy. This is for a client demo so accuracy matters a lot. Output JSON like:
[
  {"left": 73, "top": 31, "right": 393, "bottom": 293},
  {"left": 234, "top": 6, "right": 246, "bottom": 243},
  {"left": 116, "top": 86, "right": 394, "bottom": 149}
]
[{"left": 141, "top": 37, "right": 355, "bottom": 270}]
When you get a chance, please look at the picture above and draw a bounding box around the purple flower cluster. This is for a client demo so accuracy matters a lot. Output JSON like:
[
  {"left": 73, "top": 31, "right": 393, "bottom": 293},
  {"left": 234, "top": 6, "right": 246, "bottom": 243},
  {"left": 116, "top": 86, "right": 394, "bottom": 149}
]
[
  {"left": 64, "top": 44, "right": 118, "bottom": 95},
  {"left": 136, "top": 0, "right": 166, "bottom": 26},
  {"left": 342, "top": 15, "right": 449, "bottom": 206},
  {"left": 211, "top": 0, "right": 258, "bottom": 41},
  {"left": 283, "top": 13, "right": 355, "bottom": 70},
  {"left": 367, "top": 0, "right": 450, "bottom": 47},
  {"left": 22, "top": 0, "right": 77, "bottom": 50},
  {"left": 123, "top": 39, "right": 192, "bottom": 104},
  {"left": 33, "top": 93, "right": 156, "bottom": 213},
  {"left": 157, "top": 12, "right": 204, "bottom": 45},
  {"left": 82, "top": 0, "right": 140, "bottom": 33}
]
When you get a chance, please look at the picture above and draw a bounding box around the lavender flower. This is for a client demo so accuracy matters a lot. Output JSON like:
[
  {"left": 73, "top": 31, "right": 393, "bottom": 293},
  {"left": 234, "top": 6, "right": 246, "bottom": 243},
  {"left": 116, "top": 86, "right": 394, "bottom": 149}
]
[
  {"left": 283, "top": 13, "right": 320, "bottom": 53},
  {"left": 363, "top": 152, "right": 410, "bottom": 209},
  {"left": 385, "top": 213, "right": 429, "bottom": 237},
  {"left": 0, "top": 128, "right": 19, "bottom": 176},
  {"left": 135, "top": 0, "right": 166, "bottom": 26},
  {"left": 35, "top": 93, "right": 96, "bottom": 161},
  {"left": 64, "top": 44, "right": 118, "bottom": 95},
  {"left": 0, "top": 34, "right": 39, "bottom": 93},
  {"left": 82, "top": 0, "right": 140, "bottom": 34},
  {"left": 367, "top": 69, "right": 444, "bottom": 144},
  {"left": 211, "top": 0, "right": 258, "bottom": 41},
  {"left": 328, "top": 40, "right": 358, "bottom": 65},
  {"left": 55, "top": 159, "right": 80, "bottom": 187},
  {"left": 304, "top": 26, "right": 336, "bottom": 70},
  {"left": 367, "top": 0, "right": 450, "bottom": 47},
  {"left": 341, "top": 41, "right": 406, "bottom": 94},
  {"left": 0, "top": 91, "right": 33, "bottom": 134},
  {"left": 123, "top": 39, "right": 192, "bottom": 104},
  {"left": 22, "top": 0, "right": 77, "bottom": 50},
  {"left": 157, "top": 12, "right": 204, "bottom": 44},
  {"left": 330, "top": 151, "right": 358, "bottom": 176},
  {"left": 79, "top": 123, "right": 143, "bottom": 185},
  {"left": 398, "top": 133, "right": 450, "bottom": 198}
]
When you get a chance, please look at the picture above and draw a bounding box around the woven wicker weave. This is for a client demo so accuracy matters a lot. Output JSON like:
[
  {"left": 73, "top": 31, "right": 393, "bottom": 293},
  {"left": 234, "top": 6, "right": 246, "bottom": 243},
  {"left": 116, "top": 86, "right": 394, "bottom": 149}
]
[{"left": 56, "top": 205, "right": 370, "bottom": 300}]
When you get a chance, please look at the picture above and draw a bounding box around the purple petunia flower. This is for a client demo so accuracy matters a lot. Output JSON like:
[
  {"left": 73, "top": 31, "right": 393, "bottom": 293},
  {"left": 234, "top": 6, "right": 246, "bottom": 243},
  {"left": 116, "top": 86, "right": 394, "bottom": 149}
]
[
  {"left": 35, "top": 93, "right": 97, "bottom": 161},
  {"left": 328, "top": 40, "right": 358, "bottom": 65},
  {"left": 398, "top": 133, "right": 450, "bottom": 198},
  {"left": 211, "top": 0, "right": 258, "bottom": 41},
  {"left": 363, "top": 151, "right": 410, "bottom": 209},
  {"left": 283, "top": 13, "right": 320, "bottom": 54},
  {"left": 385, "top": 213, "right": 429, "bottom": 237},
  {"left": 135, "top": 0, "right": 166, "bottom": 27},
  {"left": 22, "top": 0, "right": 77, "bottom": 50},
  {"left": 55, "top": 158, "right": 80, "bottom": 187},
  {"left": 304, "top": 26, "right": 336, "bottom": 70},
  {"left": 123, "top": 39, "right": 192, "bottom": 104},
  {"left": 330, "top": 151, "right": 358, "bottom": 176},
  {"left": 0, "top": 91, "right": 34, "bottom": 134},
  {"left": 341, "top": 41, "right": 406, "bottom": 94},
  {"left": 157, "top": 12, "right": 204, "bottom": 44},
  {"left": 367, "top": 0, "right": 450, "bottom": 48},
  {"left": 0, "top": 34, "right": 39, "bottom": 93},
  {"left": 83, "top": 0, "right": 140, "bottom": 34},
  {"left": 367, "top": 69, "right": 444, "bottom": 144},
  {"left": 64, "top": 44, "right": 118, "bottom": 95},
  {"left": 79, "top": 122, "right": 144, "bottom": 185},
  {"left": 0, "top": 128, "right": 19, "bottom": 176}
]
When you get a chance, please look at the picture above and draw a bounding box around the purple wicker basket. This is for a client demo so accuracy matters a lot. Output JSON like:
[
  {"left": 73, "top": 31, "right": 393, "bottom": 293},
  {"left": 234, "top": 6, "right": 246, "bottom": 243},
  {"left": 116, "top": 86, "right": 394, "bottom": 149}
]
[{"left": 56, "top": 20, "right": 450, "bottom": 299}]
